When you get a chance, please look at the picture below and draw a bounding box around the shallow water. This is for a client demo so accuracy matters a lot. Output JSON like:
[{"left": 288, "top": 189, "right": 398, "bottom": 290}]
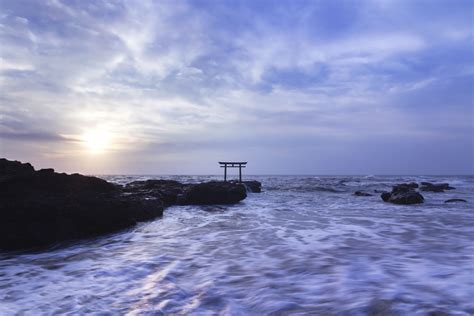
[{"left": 1, "top": 175, "right": 473, "bottom": 315}]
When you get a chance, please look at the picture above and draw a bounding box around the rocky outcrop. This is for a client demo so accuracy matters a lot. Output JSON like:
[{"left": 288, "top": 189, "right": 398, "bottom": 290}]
[
  {"left": 180, "top": 181, "right": 247, "bottom": 205},
  {"left": 0, "top": 159, "right": 163, "bottom": 251},
  {"left": 420, "top": 182, "right": 455, "bottom": 192},
  {"left": 125, "top": 180, "right": 248, "bottom": 205},
  {"left": 0, "top": 158, "right": 35, "bottom": 176},
  {"left": 238, "top": 180, "right": 262, "bottom": 193},
  {"left": 1, "top": 159, "right": 259, "bottom": 251},
  {"left": 380, "top": 184, "right": 424, "bottom": 205}
]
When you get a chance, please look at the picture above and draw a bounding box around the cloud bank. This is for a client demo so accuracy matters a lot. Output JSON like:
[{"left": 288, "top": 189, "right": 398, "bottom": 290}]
[{"left": 1, "top": 0, "right": 473, "bottom": 174}]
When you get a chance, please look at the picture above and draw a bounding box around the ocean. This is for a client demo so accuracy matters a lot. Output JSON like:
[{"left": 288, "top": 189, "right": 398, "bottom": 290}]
[{"left": 1, "top": 175, "right": 473, "bottom": 315}]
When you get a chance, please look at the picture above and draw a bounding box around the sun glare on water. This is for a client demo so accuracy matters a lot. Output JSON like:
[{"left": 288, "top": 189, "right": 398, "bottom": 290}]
[{"left": 82, "top": 130, "right": 111, "bottom": 154}]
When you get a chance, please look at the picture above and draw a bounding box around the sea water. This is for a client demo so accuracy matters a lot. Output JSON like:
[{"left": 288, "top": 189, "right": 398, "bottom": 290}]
[{"left": 1, "top": 176, "right": 473, "bottom": 315}]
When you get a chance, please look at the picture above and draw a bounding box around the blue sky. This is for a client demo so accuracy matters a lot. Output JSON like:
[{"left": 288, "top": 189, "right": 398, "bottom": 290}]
[{"left": 0, "top": 0, "right": 473, "bottom": 174}]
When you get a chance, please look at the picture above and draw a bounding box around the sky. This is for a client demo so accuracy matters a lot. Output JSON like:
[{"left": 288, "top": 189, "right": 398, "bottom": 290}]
[{"left": 0, "top": 0, "right": 473, "bottom": 175}]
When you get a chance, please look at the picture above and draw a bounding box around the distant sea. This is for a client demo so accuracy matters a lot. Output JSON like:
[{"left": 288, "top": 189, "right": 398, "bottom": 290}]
[{"left": 1, "top": 175, "right": 473, "bottom": 315}]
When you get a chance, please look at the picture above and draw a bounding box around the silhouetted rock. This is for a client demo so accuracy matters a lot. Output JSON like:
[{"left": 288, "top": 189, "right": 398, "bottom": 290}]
[
  {"left": 354, "top": 191, "right": 373, "bottom": 196},
  {"left": 380, "top": 184, "right": 424, "bottom": 205},
  {"left": 0, "top": 158, "right": 34, "bottom": 177},
  {"left": 444, "top": 198, "right": 467, "bottom": 203},
  {"left": 420, "top": 182, "right": 455, "bottom": 192},
  {"left": 0, "top": 158, "right": 164, "bottom": 251},
  {"left": 180, "top": 181, "right": 247, "bottom": 205},
  {"left": 38, "top": 168, "right": 55, "bottom": 174}
]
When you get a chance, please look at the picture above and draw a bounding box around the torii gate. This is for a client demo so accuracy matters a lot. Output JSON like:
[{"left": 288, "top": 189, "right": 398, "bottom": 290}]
[{"left": 219, "top": 161, "right": 247, "bottom": 182}]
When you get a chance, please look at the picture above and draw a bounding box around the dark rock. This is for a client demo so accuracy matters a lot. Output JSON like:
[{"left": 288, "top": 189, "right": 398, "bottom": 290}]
[
  {"left": 180, "top": 181, "right": 247, "bottom": 205},
  {"left": 381, "top": 192, "right": 391, "bottom": 201},
  {"left": 38, "top": 168, "right": 55, "bottom": 174},
  {"left": 397, "top": 182, "right": 418, "bottom": 189},
  {"left": 125, "top": 179, "right": 185, "bottom": 206},
  {"left": 438, "top": 183, "right": 453, "bottom": 189},
  {"left": 0, "top": 158, "right": 164, "bottom": 251},
  {"left": 444, "top": 198, "right": 467, "bottom": 203},
  {"left": 354, "top": 191, "right": 373, "bottom": 196},
  {"left": 388, "top": 190, "right": 424, "bottom": 205},
  {"left": 392, "top": 184, "right": 412, "bottom": 193},
  {"left": 241, "top": 180, "right": 262, "bottom": 193},
  {"left": 420, "top": 182, "right": 455, "bottom": 192},
  {"left": 420, "top": 185, "right": 445, "bottom": 192},
  {"left": 381, "top": 185, "right": 424, "bottom": 205},
  {"left": 1, "top": 192, "right": 163, "bottom": 251},
  {"left": 2, "top": 169, "right": 117, "bottom": 197},
  {"left": 126, "top": 179, "right": 260, "bottom": 205},
  {"left": 0, "top": 158, "right": 34, "bottom": 177}
]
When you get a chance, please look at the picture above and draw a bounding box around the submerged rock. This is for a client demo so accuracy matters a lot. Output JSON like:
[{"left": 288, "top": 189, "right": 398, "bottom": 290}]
[
  {"left": 365, "top": 299, "right": 395, "bottom": 316},
  {"left": 354, "top": 191, "right": 373, "bottom": 196},
  {"left": 444, "top": 198, "right": 467, "bottom": 203},
  {"left": 380, "top": 184, "right": 424, "bottom": 205}
]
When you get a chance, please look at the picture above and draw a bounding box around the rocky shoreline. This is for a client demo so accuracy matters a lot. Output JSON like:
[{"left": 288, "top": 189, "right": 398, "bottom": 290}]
[
  {"left": 0, "top": 159, "right": 261, "bottom": 251},
  {"left": 1, "top": 158, "right": 466, "bottom": 251}
]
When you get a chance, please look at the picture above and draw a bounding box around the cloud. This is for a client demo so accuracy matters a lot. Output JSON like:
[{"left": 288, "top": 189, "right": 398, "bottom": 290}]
[
  {"left": 0, "top": 0, "right": 472, "bottom": 174},
  {"left": 0, "top": 131, "right": 69, "bottom": 142}
]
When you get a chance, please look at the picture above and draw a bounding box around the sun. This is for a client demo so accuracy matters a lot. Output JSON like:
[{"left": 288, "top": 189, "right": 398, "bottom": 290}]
[{"left": 81, "top": 130, "right": 111, "bottom": 154}]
